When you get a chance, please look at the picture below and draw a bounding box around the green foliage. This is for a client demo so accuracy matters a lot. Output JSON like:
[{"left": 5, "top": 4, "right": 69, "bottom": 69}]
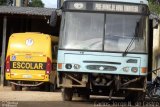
[
  {"left": 148, "top": 0, "right": 160, "bottom": 14},
  {"left": 29, "top": 0, "right": 44, "bottom": 7},
  {"left": 0, "top": 0, "right": 6, "bottom": 5}
]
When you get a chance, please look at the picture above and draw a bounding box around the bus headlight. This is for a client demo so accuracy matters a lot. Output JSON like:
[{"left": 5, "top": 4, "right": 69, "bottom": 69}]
[
  {"left": 123, "top": 67, "right": 129, "bottom": 72},
  {"left": 131, "top": 67, "right": 138, "bottom": 73},
  {"left": 65, "top": 64, "right": 72, "bottom": 69},
  {"left": 74, "top": 64, "right": 80, "bottom": 69}
]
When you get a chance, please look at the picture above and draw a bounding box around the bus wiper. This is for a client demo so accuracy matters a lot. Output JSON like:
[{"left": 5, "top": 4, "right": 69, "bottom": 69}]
[{"left": 122, "top": 36, "right": 136, "bottom": 57}]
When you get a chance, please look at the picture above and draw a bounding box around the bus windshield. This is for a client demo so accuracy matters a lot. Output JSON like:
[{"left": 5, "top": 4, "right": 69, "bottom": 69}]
[{"left": 60, "top": 12, "right": 148, "bottom": 53}]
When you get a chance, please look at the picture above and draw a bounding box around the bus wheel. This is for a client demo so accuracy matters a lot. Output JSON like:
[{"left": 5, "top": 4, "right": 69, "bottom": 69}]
[
  {"left": 78, "top": 88, "right": 90, "bottom": 100},
  {"left": 81, "top": 94, "right": 90, "bottom": 100},
  {"left": 125, "top": 91, "right": 145, "bottom": 104},
  {"left": 62, "top": 88, "right": 73, "bottom": 101}
]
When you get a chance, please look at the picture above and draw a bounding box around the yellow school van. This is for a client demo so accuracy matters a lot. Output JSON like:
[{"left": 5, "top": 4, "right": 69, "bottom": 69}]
[{"left": 5, "top": 32, "right": 58, "bottom": 91}]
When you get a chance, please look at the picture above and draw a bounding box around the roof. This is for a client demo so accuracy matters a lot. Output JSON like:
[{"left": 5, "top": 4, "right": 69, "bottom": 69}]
[
  {"left": 0, "top": 6, "right": 55, "bottom": 16},
  {"left": 150, "top": 12, "right": 160, "bottom": 21}
]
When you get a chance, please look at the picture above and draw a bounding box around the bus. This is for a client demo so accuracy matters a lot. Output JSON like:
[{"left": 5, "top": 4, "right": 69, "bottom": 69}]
[
  {"left": 54, "top": 0, "right": 151, "bottom": 101},
  {"left": 5, "top": 32, "right": 58, "bottom": 91}
]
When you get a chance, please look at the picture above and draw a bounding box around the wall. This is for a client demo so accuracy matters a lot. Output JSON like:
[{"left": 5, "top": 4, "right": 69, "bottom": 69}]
[
  {"left": 15, "top": 0, "right": 22, "bottom": 7},
  {"left": 152, "top": 22, "right": 160, "bottom": 79}
]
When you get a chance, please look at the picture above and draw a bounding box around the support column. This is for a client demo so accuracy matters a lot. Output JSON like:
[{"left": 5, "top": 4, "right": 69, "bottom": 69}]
[{"left": 1, "top": 16, "right": 7, "bottom": 86}]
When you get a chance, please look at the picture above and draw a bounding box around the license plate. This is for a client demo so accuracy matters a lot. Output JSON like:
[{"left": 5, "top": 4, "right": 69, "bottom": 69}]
[
  {"left": 23, "top": 75, "right": 32, "bottom": 78},
  {"left": 10, "top": 61, "right": 46, "bottom": 70}
]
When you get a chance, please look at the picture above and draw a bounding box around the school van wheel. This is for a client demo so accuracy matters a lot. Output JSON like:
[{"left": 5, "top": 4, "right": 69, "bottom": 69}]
[
  {"left": 16, "top": 86, "right": 22, "bottom": 91},
  {"left": 39, "top": 83, "right": 49, "bottom": 91},
  {"left": 11, "top": 84, "right": 22, "bottom": 91},
  {"left": 11, "top": 84, "right": 16, "bottom": 91},
  {"left": 62, "top": 88, "right": 73, "bottom": 101},
  {"left": 44, "top": 83, "right": 50, "bottom": 92},
  {"left": 50, "top": 83, "right": 57, "bottom": 92}
]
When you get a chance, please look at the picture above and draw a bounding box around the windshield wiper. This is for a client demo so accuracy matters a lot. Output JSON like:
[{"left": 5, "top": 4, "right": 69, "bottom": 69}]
[{"left": 122, "top": 36, "right": 136, "bottom": 57}]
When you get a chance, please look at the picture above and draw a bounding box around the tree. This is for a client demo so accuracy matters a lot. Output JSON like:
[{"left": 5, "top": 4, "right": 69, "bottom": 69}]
[
  {"left": 29, "top": 0, "right": 44, "bottom": 7},
  {"left": 0, "top": 0, "right": 6, "bottom": 5},
  {"left": 148, "top": 0, "right": 160, "bottom": 14}
]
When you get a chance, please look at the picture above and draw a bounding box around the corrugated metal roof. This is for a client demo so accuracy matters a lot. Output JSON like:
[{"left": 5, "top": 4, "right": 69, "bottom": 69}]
[
  {"left": 0, "top": 6, "right": 55, "bottom": 16},
  {"left": 150, "top": 12, "right": 160, "bottom": 21}
]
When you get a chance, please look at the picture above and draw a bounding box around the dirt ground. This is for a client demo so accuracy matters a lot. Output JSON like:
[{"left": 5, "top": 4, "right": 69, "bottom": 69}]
[
  {"left": 0, "top": 86, "right": 160, "bottom": 107},
  {"left": 0, "top": 86, "right": 94, "bottom": 107}
]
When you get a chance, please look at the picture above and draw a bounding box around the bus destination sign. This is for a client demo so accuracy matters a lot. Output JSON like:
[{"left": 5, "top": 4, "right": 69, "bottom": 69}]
[{"left": 94, "top": 3, "right": 139, "bottom": 13}]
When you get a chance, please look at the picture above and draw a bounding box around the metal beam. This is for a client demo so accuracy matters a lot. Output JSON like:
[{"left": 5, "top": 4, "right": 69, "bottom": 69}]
[{"left": 1, "top": 16, "right": 7, "bottom": 86}]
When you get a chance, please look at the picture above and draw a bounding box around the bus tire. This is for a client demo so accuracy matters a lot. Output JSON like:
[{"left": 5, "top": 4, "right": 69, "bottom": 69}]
[
  {"left": 62, "top": 88, "right": 73, "bottom": 101},
  {"left": 81, "top": 94, "right": 90, "bottom": 100},
  {"left": 125, "top": 91, "right": 145, "bottom": 104},
  {"left": 78, "top": 88, "right": 90, "bottom": 100}
]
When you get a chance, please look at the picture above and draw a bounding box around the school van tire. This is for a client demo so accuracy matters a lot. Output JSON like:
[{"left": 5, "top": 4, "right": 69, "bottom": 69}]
[
  {"left": 62, "top": 88, "right": 73, "bottom": 101},
  {"left": 50, "top": 83, "right": 56, "bottom": 92},
  {"left": 11, "top": 84, "right": 16, "bottom": 91},
  {"left": 16, "top": 86, "right": 22, "bottom": 91},
  {"left": 11, "top": 84, "right": 22, "bottom": 91},
  {"left": 44, "top": 83, "right": 50, "bottom": 92}
]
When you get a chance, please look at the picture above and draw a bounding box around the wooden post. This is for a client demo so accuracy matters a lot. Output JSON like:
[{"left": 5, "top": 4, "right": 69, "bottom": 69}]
[
  {"left": 1, "top": 16, "right": 7, "bottom": 86},
  {"left": 57, "top": 0, "right": 64, "bottom": 8},
  {"left": 24, "top": 0, "right": 29, "bottom": 7}
]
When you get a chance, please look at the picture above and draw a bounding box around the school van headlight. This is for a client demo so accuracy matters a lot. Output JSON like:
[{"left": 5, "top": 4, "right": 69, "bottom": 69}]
[
  {"left": 74, "top": 64, "right": 80, "bottom": 69},
  {"left": 65, "top": 64, "right": 72, "bottom": 69},
  {"left": 123, "top": 67, "right": 129, "bottom": 72},
  {"left": 131, "top": 67, "right": 138, "bottom": 73}
]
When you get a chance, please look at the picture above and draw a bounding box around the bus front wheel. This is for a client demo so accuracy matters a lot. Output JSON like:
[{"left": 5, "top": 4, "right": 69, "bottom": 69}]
[{"left": 62, "top": 88, "right": 73, "bottom": 101}]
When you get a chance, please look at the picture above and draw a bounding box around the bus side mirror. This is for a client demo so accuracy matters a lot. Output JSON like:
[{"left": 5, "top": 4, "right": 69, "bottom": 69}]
[
  {"left": 50, "top": 11, "right": 57, "bottom": 27},
  {"left": 50, "top": 9, "right": 62, "bottom": 27},
  {"left": 56, "top": 9, "right": 62, "bottom": 16},
  {"left": 53, "top": 45, "right": 58, "bottom": 52}
]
